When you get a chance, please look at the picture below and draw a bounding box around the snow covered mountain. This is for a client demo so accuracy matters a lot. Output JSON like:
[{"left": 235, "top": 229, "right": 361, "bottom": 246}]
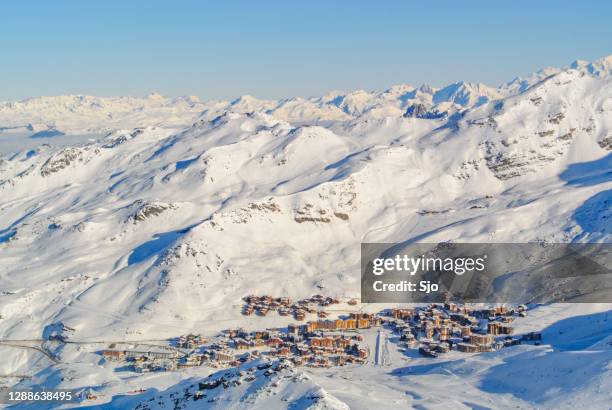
[
  {"left": 3, "top": 59, "right": 595, "bottom": 134},
  {"left": 0, "top": 55, "right": 611, "bottom": 408}
]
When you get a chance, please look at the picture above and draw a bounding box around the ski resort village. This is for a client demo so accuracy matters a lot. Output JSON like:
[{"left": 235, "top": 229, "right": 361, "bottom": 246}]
[{"left": 89, "top": 296, "right": 543, "bottom": 388}]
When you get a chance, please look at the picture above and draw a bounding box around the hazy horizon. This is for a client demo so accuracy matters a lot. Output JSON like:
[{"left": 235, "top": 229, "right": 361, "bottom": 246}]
[{"left": 1, "top": 0, "right": 612, "bottom": 102}]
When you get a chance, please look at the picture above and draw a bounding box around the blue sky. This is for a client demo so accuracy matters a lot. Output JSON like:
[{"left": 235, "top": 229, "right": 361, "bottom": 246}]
[{"left": 1, "top": 1, "right": 611, "bottom": 101}]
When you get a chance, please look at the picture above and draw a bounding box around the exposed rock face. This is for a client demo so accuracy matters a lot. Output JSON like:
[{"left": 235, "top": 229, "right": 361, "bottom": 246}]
[
  {"left": 548, "top": 112, "right": 565, "bottom": 124},
  {"left": 404, "top": 103, "right": 447, "bottom": 119},
  {"left": 333, "top": 212, "right": 349, "bottom": 221},
  {"left": 294, "top": 204, "right": 332, "bottom": 223},
  {"left": 102, "top": 134, "right": 128, "bottom": 149},
  {"left": 598, "top": 134, "right": 612, "bottom": 150},
  {"left": 486, "top": 152, "right": 543, "bottom": 180},
  {"left": 129, "top": 201, "right": 177, "bottom": 223},
  {"left": 480, "top": 122, "right": 578, "bottom": 180},
  {"left": 40, "top": 146, "right": 99, "bottom": 176},
  {"left": 404, "top": 103, "right": 428, "bottom": 118},
  {"left": 249, "top": 201, "right": 281, "bottom": 213},
  {"left": 102, "top": 128, "right": 145, "bottom": 149},
  {"left": 294, "top": 216, "right": 331, "bottom": 223}
]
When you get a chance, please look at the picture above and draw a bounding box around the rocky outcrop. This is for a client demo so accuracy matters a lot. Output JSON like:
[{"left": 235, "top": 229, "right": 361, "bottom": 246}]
[
  {"left": 294, "top": 204, "right": 331, "bottom": 223},
  {"left": 598, "top": 134, "right": 612, "bottom": 150},
  {"left": 404, "top": 103, "right": 447, "bottom": 119},
  {"left": 40, "top": 146, "right": 99, "bottom": 177},
  {"left": 129, "top": 200, "right": 177, "bottom": 223}
]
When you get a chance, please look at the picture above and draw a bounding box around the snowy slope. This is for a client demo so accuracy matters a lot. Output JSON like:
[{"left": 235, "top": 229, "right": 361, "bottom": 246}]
[{"left": 0, "top": 55, "right": 611, "bottom": 408}]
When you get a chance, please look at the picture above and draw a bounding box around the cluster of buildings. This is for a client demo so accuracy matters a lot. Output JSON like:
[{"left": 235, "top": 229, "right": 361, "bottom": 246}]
[
  {"left": 176, "top": 334, "right": 206, "bottom": 349},
  {"left": 299, "top": 312, "right": 382, "bottom": 333},
  {"left": 99, "top": 297, "right": 542, "bottom": 375},
  {"left": 101, "top": 343, "right": 246, "bottom": 372},
  {"left": 387, "top": 303, "right": 540, "bottom": 357},
  {"left": 241, "top": 294, "right": 341, "bottom": 321},
  {"left": 225, "top": 324, "right": 370, "bottom": 368},
  {"left": 101, "top": 348, "right": 180, "bottom": 373},
  {"left": 100, "top": 302, "right": 381, "bottom": 373}
]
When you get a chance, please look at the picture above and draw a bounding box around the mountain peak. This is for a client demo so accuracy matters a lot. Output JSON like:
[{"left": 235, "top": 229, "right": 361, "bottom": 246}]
[{"left": 146, "top": 92, "right": 165, "bottom": 100}]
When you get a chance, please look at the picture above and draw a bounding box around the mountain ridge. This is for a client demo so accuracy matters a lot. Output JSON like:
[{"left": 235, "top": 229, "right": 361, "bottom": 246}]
[{"left": 1, "top": 55, "right": 610, "bottom": 136}]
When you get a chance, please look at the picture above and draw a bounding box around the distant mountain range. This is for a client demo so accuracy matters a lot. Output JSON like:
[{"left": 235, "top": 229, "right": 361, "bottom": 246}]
[{"left": 1, "top": 56, "right": 609, "bottom": 134}]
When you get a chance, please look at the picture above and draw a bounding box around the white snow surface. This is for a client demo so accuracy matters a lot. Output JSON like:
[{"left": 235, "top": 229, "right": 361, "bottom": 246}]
[{"left": 0, "top": 55, "right": 612, "bottom": 408}]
